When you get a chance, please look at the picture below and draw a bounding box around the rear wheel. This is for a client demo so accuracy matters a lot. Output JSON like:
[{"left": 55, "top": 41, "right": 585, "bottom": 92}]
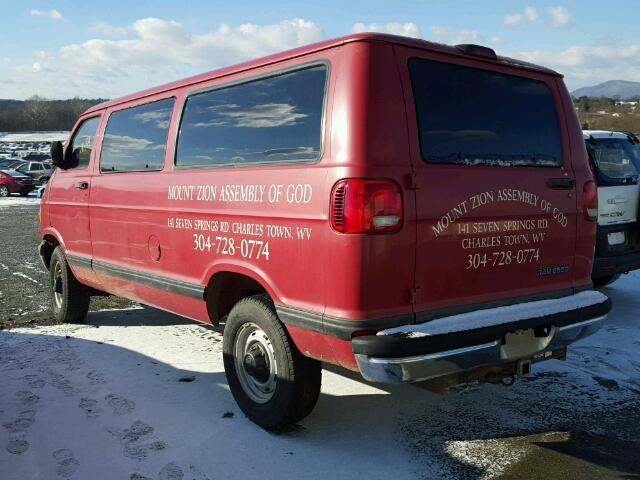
[
  {"left": 593, "top": 274, "right": 621, "bottom": 288},
  {"left": 49, "top": 247, "right": 90, "bottom": 323},
  {"left": 0, "top": 185, "right": 8, "bottom": 197},
  {"left": 223, "top": 294, "right": 321, "bottom": 430}
]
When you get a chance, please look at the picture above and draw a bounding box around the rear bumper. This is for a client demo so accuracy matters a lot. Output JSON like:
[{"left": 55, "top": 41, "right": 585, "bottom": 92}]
[
  {"left": 593, "top": 222, "right": 640, "bottom": 277},
  {"left": 14, "top": 184, "right": 35, "bottom": 193},
  {"left": 593, "top": 252, "right": 640, "bottom": 278},
  {"left": 353, "top": 291, "right": 610, "bottom": 384}
]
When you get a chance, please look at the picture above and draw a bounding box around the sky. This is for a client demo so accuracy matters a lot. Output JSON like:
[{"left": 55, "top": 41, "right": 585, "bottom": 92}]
[{"left": 1, "top": 0, "right": 639, "bottom": 100}]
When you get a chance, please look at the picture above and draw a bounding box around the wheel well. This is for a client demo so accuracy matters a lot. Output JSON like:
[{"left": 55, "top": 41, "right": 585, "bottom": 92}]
[
  {"left": 40, "top": 235, "right": 60, "bottom": 270},
  {"left": 206, "top": 272, "right": 268, "bottom": 324}
]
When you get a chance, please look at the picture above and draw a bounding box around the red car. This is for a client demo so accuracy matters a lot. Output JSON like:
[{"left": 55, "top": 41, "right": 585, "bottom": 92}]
[
  {"left": 0, "top": 169, "right": 36, "bottom": 196},
  {"left": 40, "top": 33, "right": 610, "bottom": 429}
]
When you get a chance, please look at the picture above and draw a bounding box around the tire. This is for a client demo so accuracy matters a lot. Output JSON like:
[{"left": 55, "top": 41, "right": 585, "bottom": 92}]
[
  {"left": 0, "top": 185, "right": 8, "bottom": 197},
  {"left": 593, "top": 274, "right": 621, "bottom": 288},
  {"left": 39, "top": 177, "right": 49, "bottom": 186},
  {"left": 223, "top": 294, "right": 322, "bottom": 430},
  {"left": 49, "top": 247, "right": 90, "bottom": 323}
]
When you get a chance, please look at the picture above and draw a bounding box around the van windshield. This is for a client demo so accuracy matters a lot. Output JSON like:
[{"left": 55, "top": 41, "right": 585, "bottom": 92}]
[
  {"left": 409, "top": 58, "right": 562, "bottom": 167},
  {"left": 586, "top": 137, "right": 640, "bottom": 181}
]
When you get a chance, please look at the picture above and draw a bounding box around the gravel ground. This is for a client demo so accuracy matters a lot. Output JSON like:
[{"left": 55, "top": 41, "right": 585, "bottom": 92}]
[{"left": 0, "top": 197, "right": 134, "bottom": 328}]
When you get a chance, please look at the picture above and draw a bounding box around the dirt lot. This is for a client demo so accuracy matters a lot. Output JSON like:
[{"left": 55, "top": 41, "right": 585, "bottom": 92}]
[
  {"left": 1, "top": 197, "right": 640, "bottom": 479},
  {"left": 0, "top": 197, "right": 134, "bottom": 328}
]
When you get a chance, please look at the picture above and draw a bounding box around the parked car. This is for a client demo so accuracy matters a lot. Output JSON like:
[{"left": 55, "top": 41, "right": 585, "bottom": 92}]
[
  {"left": 584, "top": 130, "right": 640, "bottom": 286},
  {"left": 40, "top": 33, "right": 610, "bottom": 429},
  {"left": 14, "top": 161, "right": 53, "bottom": 184},
  {"left": 0, "top": 159, "right": 24, "bottom": 171},
  {"left": 0, "top": 169, "right": 36, "bottom": 196}
]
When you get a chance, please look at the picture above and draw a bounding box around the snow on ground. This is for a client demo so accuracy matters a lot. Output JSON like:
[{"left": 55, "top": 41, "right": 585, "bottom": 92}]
[
  {"left": 1, "top": 274, "right": 639, "bottom": 479},
  {"left": 0, "top": 196, "right": 41, "bottom": 208},
  {"left": 0, "top": 132, "right": 69, "bottom": 143}
]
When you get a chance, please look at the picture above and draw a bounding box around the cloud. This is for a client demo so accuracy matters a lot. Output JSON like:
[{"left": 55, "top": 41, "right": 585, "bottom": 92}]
[
  {"left": 504, "top": 6, "right": 538, "bottom": 26},
  {"left": 16, "top": 62, "right": 51, "bottom": 74},
  {"left": 429, "top": 27, "right": 502, "bottom": 46},
  {"left": 30, "top": 9, "right": 63, "bottom": 21},
  {"left": 8, "top": 18, "right": 325, "bottom": 99},
  {"left": 549, "top": 6, "right": 572, "bottom": 28},
  {"left": 352, "top": 22, "right": 421, "bottom": 38},
  {"left": 194, "top": 103, "right": 308, "bottom": 128},
  {"left": 516, "top": 43, "right": 640, "bottom": 89},
  {"left": 133, "top": 108, "right": 173, "bottom": 129},
  {"left": 56, "top": 17, "right": 324, "bottom": 69},
  {"left": 89, "top": 21, "right": 127, "bottom": 37}
]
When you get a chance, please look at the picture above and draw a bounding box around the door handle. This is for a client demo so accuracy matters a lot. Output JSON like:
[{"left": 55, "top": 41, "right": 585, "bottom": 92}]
[
  {"left": 546, "top": 178, "right": 575, "bottom": 190},
  {"left": 74, "top": 181, "right": 89, "bottom": 190}
]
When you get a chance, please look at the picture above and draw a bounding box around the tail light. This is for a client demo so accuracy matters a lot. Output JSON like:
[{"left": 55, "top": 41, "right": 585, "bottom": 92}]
[
  {"left": 331, "top": 179, "right": 403, "bottom": 233},
  {"left": 583, "top": 180, "right": 598, "bottom": 221}
]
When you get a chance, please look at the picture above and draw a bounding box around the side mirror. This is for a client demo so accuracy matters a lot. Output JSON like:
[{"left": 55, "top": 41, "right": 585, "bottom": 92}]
[{"left": 50, "top": 141, "right": 69, "bottom": 169}]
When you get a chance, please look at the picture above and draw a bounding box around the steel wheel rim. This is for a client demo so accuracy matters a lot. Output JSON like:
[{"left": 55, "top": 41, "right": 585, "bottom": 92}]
[
  {"left": 0, "top": 185, "right": 8, "bottom": 197},
  {"left": 52, "top": 263, "right": 63, "bottom": 309},
  {"left": 234, "top": 322, "right": 277, "bottom": 404}
]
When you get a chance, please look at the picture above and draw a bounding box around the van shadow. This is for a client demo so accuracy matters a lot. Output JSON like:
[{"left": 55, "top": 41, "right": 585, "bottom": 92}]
[
  {"left": 1, "top": 308, "right": 638, "bottom": 479},
  {"left": 85, "top": 306, "right": 197, "bottom": 327}
]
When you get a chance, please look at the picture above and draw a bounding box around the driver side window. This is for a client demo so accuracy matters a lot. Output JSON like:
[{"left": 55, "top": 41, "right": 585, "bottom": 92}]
[{"left": 68, "top": 116, "right": 101, "bottom": 169}]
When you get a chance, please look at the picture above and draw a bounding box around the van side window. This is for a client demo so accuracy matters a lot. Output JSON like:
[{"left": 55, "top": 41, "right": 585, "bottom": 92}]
[
  {"left": 68, "top": 116, "right": 101, "bottom": 169},
  {"left": 100, "top": 98, "right": 174, "bottom": 172},
  {"left": 409, "top": 58, "right": 562, "bottom": 167},
  {"left": 176, "top": 65, "right": 326, "bottom": 167}
]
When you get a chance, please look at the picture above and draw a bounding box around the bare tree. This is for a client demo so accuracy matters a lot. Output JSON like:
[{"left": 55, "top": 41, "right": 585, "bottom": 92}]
[{"left": 23, "top": 95, "right": 50, "bottom": 130}]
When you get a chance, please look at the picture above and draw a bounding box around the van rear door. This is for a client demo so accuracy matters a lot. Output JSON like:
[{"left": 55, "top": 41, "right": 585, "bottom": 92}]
[{"left": 396, "top": 48, "right": 578, "bottom": 317}]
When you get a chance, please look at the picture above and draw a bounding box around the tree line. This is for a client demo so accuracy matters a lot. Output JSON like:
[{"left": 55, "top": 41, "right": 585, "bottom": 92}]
[
  {"left": 0, "top": 96, "right": 106, "bottom": 132},
  {"left": 1, "top": 94, "right": 639, "bottom": 135}
]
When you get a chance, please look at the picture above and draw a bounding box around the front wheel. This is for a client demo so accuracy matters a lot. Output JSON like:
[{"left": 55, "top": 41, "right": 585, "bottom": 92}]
[
  {"left": 0, "top": 185, "right": 9, "bottom": 197},
  {"left": 223, "top": 295, "right": 321, "bottom": 430},
  {"left": 49, "top": 247, "right": 90, "bottom": 323},
  {"left": 593, "top": 274, "right": 621, "bottom": 288}
]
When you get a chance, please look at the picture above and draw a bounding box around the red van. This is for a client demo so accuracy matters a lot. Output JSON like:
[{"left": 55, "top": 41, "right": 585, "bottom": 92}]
[{"left": 41, "top": 33, "right": 610, "bottom": 429}]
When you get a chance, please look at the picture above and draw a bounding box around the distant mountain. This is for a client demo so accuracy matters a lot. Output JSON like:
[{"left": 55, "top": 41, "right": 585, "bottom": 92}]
[{"left": 572, "top": 80, "right": 640, "bottom": 100}]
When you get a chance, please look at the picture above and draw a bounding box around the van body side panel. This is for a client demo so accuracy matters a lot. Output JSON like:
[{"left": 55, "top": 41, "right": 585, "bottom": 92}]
[
  {"left": 86, "top": 97, "right": 207, "bottom": 321},
  {"left": 396, "top": 46, "right": 580, "bottom": 316},
  {"left": 557, "top": 79, "right": 597, "bottom": 287},
  {"left": 323, "top": 42, "right": 415, "bottom": 326},
  {"left": 171, "top": 52, "right": 336, "bottom": 319},
  {"left": 47, "top": 114, "right": 105, "bottom": 287},
  {"left": 89, "top": 52, "right": 339, "bottom": 331}
]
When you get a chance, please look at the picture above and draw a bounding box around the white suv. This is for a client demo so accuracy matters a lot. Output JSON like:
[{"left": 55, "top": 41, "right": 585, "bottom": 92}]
[{"left": 584, "top": 130, "right": 640, "bottom": 286}]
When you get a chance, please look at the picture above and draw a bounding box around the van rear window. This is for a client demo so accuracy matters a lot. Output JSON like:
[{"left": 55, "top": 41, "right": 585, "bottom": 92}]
[
  {"left": 586, "top": 137, "right": 640, "bottom": 182},
  {"left": 176, "top": 65, "right": 326, "bottom": 167},
  {"left": 409, "top": 58, "right": 562, "bottom": 167}
]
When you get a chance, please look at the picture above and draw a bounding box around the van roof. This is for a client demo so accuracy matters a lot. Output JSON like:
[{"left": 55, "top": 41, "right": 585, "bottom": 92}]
[{"left": 85, "top": 32, "right": 561, "bottom": 115}]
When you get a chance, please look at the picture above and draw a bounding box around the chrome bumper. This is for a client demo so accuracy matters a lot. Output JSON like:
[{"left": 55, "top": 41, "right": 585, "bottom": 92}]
[{"left": 355, "top": 316, "right": 605, "bottom": 384}]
